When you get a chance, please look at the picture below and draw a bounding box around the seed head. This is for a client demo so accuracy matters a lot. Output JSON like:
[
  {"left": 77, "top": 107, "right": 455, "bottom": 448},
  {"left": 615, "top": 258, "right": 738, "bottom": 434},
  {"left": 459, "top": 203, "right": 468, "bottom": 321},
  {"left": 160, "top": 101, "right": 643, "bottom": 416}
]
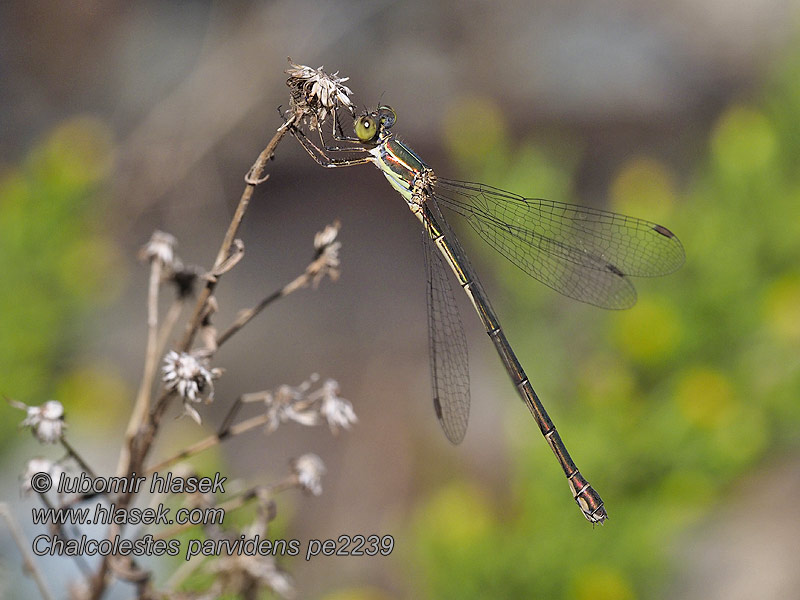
[
  {"left": 286, "top": 59, "right": 354, "bottom": 127},
  {"left": 309, "top": 221, "right": 341, "bottom": 286},
  {"left": 14, "top": 399, "right": 66, "bottom": 444},
  {"left": 291, "top": 453, "right": 326, "bottom": 496},
  {"left": 162, "top": 351, "right": 222, "bottom": 423},
  {"left": 317, "top": 379, "right": 357, "bottom": 433}
]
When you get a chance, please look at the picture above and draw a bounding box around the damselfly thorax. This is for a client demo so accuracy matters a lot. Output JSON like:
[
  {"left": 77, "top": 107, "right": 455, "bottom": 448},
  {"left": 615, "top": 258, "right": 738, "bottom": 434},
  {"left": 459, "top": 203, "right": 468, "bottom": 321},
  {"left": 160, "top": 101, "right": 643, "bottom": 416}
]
[{"left": 368, "top": 135, "right": 437, "bottom": 214}]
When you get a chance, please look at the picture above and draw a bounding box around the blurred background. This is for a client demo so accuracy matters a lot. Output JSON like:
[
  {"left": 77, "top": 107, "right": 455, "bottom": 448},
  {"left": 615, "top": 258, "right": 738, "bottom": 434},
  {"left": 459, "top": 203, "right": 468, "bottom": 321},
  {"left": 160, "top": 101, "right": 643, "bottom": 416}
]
[{"left": 1, "top": 0, "right": 800, "bottom": 598}]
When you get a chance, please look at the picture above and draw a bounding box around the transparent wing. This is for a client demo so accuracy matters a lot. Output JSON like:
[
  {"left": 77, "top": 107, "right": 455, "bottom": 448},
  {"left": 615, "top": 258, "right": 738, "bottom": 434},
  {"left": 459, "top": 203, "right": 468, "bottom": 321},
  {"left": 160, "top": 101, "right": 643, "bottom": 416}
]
[
  {"left": 433, "top": 178, "right": 685, "bottom": 310},
  {"left": 422, "top": 228, "right": 470, "bottom": 444}
]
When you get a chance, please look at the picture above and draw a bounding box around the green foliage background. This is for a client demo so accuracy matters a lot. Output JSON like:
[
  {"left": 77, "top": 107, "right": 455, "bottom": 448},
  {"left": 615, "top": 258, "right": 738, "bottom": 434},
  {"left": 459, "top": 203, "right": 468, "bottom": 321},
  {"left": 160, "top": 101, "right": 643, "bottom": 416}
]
[
  {"left": 0, "top": 117, "right": 128, "bottom": 454},
  {"left": 408, "top": 43, "right": 800, "bottom": 600}
]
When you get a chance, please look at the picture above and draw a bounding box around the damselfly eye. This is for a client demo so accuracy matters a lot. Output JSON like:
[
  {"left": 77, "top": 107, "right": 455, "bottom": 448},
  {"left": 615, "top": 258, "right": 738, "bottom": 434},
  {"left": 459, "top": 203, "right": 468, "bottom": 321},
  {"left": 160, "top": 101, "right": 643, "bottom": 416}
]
[
  {"left": 378, "top": 106, "right": 396, "bottom": 129},
  {"left": 355, "top": 116, "right": 378, "bottom": 142}
]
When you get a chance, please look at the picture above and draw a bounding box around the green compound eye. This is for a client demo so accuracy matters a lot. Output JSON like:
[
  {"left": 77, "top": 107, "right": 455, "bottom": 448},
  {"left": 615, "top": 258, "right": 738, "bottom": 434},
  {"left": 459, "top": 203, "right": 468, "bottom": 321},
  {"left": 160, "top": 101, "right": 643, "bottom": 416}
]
[{"left": 355, "top": 116, "right": 378, "bottom": 142}]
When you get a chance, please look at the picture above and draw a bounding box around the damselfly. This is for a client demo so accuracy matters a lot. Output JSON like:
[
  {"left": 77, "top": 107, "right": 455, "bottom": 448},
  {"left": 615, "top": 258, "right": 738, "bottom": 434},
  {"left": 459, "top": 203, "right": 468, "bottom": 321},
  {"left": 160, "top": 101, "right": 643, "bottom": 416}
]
[{"left": 290, "top": 106, "right": 685, "bottom": 523}]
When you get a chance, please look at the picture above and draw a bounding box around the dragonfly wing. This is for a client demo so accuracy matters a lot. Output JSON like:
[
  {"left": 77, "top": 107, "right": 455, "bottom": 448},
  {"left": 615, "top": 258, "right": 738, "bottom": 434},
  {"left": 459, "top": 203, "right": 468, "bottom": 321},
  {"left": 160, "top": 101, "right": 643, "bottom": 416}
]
[
  {"left": 433, "top": 178, "right": 685, "bottom": 310},
  {"left": 422, "top": 228, "right": 471, "bottom": 444}
]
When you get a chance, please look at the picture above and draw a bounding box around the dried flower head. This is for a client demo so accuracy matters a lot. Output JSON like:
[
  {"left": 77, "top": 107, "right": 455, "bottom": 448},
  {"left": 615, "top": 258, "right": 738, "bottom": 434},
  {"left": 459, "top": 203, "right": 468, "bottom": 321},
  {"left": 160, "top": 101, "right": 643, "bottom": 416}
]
[
  {"left": 209, "top": 553, "right": 295, "bottom": 599},
  {"left": 291, "top": 453, "right": 326, "bottom": 496},
  {"left": 286, "top": 59, "right": 353, "bottom": 128},
  {"left": 12, "top": 399, "right": 65, "bottom": 443},
  {"left": 309, "top": 221, "right": 341, "bottom": 286},
  {"left": 253, "top": 374, "right": 358, "bottom": 436},
  {"left": 313, "top": 222, "right": 339, "bottom": 250},
  {"left": 260, "top": 375, "right": 322, "bottom": 432},
  {"left": 162, "top": 351, "right": 221, "bottom": 423},
  {"left": 317, "top": 379, "right": 358, "bottom": 433},
  {"left": 139, "top": 230, "right": 177, "bottom": 268},
  {"left": 21, "top": 457, "right": 65, "bottom": 494}
]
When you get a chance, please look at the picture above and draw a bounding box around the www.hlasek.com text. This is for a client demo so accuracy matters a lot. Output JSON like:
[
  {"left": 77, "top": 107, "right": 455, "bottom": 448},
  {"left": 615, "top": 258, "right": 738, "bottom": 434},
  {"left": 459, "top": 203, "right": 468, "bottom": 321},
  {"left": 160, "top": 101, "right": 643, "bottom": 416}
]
[{"left": 32, "top": 501, "right": 224, "bottom": 527}]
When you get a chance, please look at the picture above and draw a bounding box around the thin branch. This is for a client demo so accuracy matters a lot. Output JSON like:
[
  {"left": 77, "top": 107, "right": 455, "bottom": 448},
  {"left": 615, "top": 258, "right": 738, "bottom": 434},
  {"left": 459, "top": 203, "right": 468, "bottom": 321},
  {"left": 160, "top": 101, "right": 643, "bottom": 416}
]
[
  {"left": 117, "top": 259, "right": 163, "bottom": 477},
  {"left": 217, "top": 394, "right": 246, "bottom": 436},
  {"left": 60, "top": 437, "right": 97, "bottom": 478},
  {"left": 177, "top": 115, "right": 297, "bottom": 354},
  {"left": 155, "top": 297, "right": 185, "bottom": 359},
  {"left": 216, "top": 242, "right": 337, "bottom": 347},
  {"left": 89, "top": 115, "right": 299, "bottom": 600},
  {"left": 37, "top": 493, "right": 94, "bottom": 576},
  {"left": 216, "top": 289, "right": 281, "bottom": 348},
  {"left": 0, "top": 503, "right": 55, "bottom": 600},
  {"left": 143, "top": 114, "right": 298, "bottom": 470},
  {"left": 146, "top": 410, "right": 271, "bottom": 475}
]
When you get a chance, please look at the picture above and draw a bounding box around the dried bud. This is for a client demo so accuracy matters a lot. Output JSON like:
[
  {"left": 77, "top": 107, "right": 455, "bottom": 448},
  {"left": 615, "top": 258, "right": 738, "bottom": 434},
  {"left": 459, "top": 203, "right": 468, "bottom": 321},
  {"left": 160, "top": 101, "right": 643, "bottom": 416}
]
[{"left": 139, "top": 230, "right": 177, "bottom": 268}]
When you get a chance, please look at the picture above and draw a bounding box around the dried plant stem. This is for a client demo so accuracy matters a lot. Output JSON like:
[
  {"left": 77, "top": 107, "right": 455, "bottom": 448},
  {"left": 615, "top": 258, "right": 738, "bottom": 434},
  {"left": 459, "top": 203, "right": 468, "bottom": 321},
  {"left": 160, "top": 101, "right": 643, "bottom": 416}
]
[
  {"left": 146, "top": 410, "right": 271, "bottom": 474},
  {"left": 127, "top": 116, "right": 300, "bottom": 472},
  {"left": 216, "top": 289, "right": 282, "bottom": 347},
  {"left": 0, "top": 503, "right": 55, "bottom": 600},
  {"left": 178, "top": 115, "right": 297, "bottom": 354},
  {"left": 60, "top": 437, "right": 97, "bottom": 478},
  {"left": 117, "top": 259, "right": 162, "bottom": 477},
  {"left": 216, "top": 246, "right": 336, "bottom": 347},
  {"left": 89, "top": 115, "right": 298, "bottom": 600},
  {"left": 217, "top": 393, "right": 246, "bottom": 435},
  {"left": 141, "top": 114, "right": 298, "bottom": 469},
  {"left": 156, "top": 298, "right": 185, "bottom": 358},
  {"left": 37, "top": 493, "right": 94, "bottom": 575}
]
